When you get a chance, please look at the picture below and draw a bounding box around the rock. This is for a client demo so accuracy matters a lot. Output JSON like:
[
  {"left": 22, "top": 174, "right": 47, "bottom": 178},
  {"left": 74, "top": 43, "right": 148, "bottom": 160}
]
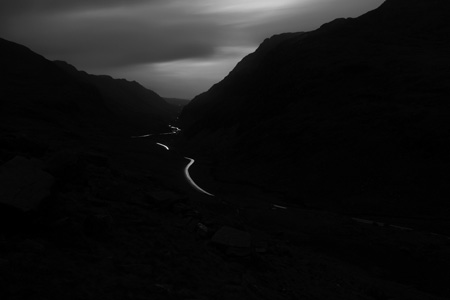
[
  {"left": 171, "top": 202, "right": 191, "bottom": 214},
  {"left": 80, "top": 152, "right": 109, "bottom": 168},
  {"left": 83, "top": 213, "right": 113, "bottom": 237},
  {"left": 196, "top": 222, "right": 210, "bottom": 238},
  {"left": 0, "top": 156, "right": 55, "bottom": 211},
  {"left": 95, "top": 183, "right": 129, "bottom": 202},
  {"left": 211, "top": 226, "right": 251, "bottom": 248},
  {"left": 19, "top": 239, "right": 46, "bottom": 253},
  {"left": 227, "top": 246, "right": 252, "bottom": 257},
  {"left": 44, "top": 150, "right": 79, "bottom": 176},
  {"left": 0, "top": 133, "right": 47, "bottom": 158},
  {"left": 184, "top": 209, "right": 202, "bottom": 218},
  {"left": 249, "top": 229, "right": 270, "bottom": 253},
  {"left": 149, "top": 190, "right": 188, "bottom": 210},
  {"left": 282, "top": 231, "right": 310, "bottom": 247}
]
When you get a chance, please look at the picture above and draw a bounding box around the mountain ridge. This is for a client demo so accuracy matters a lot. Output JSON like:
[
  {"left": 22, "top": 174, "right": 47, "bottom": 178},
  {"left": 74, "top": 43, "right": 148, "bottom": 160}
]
[
  {"left": 53, "top": 60, "right": 176, "bottom": 133},
  {"left": 0, "top": 36, "right": 176, "bottom": 136},
  {"left": 178, "top": 0, "right": 450, "bottom": 217}
]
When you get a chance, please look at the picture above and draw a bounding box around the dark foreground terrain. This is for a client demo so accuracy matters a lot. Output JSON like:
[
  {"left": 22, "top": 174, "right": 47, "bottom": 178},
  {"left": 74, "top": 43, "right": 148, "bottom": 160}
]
[{"left": 1, "top": 128, "right": 450, "bottom": 300}]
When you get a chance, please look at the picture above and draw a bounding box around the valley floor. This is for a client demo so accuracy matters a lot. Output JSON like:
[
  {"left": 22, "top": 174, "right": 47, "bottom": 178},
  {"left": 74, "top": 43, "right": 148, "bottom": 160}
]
[{"left": 1, "top": 128, "right": 450, "bottom": 300}]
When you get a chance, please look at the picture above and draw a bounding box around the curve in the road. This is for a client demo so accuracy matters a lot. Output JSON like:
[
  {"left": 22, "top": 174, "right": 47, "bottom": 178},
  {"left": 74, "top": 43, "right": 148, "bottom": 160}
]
[
  {"left": 129, "top": 134, "right": 214, "bottom": 197},
  {"left": 152, "top": 140, "right": 214, "bottom": 196},
  {"left": 156, "top": 143, "right": 170, "bottom": 150},
  {"left": 184, "top": 157, "right": 215, "bottom": 196},
  {"left": 132, "top": 136, "right": 449, "bottom": 238}
]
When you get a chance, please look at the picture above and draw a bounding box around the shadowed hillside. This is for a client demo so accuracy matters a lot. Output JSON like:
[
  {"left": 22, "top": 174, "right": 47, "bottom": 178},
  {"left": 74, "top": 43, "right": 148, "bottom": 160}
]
[
  {"left": 164, "top": 97, "right": 190, "bottom": 115},
  {"left": 0, "top": 37, "right": 111, "bottom": 135},
  {"left": 0, "top": 37, "right": 176, "bottom": 138},
  {"left": 178, "top": 0, "right": 450, "bottom": 218},
  {"left": 54, "top": 61, "right": 176, "bottom": 133}
]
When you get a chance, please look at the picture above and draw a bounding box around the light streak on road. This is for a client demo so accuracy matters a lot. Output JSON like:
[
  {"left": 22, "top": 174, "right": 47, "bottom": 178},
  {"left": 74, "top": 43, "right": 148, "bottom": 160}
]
[
  {"left": 131, "top": 134, "right": 154, "bottom": 138},
  {"left": 351, "top": 218, "right": 375, "bottom": 225},
  {"left": 184, "top": 157, "right": 215, "bottom": 196},
  {"left": 389, "top": 224, "right": 413, "bottom": 231},
  {"left": 156, "top": 143, "right": 170, "bottom": 150},
  {"left": 272, "top": 204, "right": 288, "bottom": 210}
]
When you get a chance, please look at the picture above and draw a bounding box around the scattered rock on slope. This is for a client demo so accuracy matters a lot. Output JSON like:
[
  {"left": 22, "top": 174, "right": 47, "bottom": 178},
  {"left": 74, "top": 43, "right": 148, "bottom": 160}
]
[{"left": 0, "top": 156, "right": 54, "bottom": 212}]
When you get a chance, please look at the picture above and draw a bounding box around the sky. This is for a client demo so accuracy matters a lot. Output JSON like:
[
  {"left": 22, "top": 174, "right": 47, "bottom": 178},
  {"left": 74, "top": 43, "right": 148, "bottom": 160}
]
[{"left": 0, "top": 0, "right": 384, "bottom": 99}]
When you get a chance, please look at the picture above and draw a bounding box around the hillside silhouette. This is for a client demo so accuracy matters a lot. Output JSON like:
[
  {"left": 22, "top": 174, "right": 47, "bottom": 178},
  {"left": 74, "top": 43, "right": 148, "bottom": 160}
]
[
  {"left": 0, "top": 37, "right": 177, "bottom": 137},
  {"left": 179, "top": 0, "right": 450, "bottom": 220},
  {"left": 54, "top": 61, "right": 176, "bottom": 133}
]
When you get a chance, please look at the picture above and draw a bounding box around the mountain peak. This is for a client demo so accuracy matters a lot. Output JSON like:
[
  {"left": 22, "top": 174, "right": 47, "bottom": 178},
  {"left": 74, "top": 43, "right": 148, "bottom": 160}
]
[{"left": 361, "top": 0, "right": 450, "bottom": 36}]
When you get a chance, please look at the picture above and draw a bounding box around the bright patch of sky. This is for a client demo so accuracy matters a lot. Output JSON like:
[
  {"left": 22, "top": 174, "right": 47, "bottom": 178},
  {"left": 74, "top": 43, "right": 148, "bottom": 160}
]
[
  {"left": 0, "top": 0, "right": 384, "bottom": 99},
  {"left": 192, "top": 0, "right": 298, "bottom": 13}
]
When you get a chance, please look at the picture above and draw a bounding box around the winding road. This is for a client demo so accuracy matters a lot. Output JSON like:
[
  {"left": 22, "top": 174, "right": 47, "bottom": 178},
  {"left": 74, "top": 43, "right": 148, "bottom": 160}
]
[
  {"left": 183, "top": 157, "right": 215, "bottom": 196},
  {"left": 135, "top": 131, "right": 450, "bottom": 240},
  {"left": 155, "top": 141, "right": 214, "bottom": 196}
]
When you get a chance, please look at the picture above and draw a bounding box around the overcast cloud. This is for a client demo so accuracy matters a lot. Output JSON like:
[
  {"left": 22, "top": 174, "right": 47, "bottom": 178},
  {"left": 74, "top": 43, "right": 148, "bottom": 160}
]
[{"left": 0, "top": 0, "right": 384, "bottom": 98}]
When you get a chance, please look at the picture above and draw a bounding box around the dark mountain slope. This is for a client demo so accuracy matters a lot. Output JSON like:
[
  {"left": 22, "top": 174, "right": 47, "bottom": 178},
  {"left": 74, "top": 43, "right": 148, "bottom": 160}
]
[
  {"left": 0, "top": 37, "right": 109, "bottom": 133},
  {"left": 164, "top": 97, "right": 190, "bottom": 107},
  {"left": 178, "top": 0, "right": 450, "bottom": 217},
  {"left": 54, "top": 61, "right": 176, "bottom": 132},
  {"left": 0, "top": 37, "right": 175, "bottom": 138},
  {"left": 164, "top": 97, "right": 190, "bottom": 115}
]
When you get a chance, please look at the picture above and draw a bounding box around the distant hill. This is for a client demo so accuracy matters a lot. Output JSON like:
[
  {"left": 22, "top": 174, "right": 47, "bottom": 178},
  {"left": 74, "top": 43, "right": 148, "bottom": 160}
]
[
  {"left": 0, "top": 37, "right": 176, "bottom": 138},
  {"left": 0, "top": 37, "right": 115, "bottom": 135},
  {"left": 54, "top": 61, "right": 177, "bottom": 132},
  {"left": 178, "top": 0, "right": 450, "bottom": 217},
  {"left": 164, "top": 97, "right": 190, "bottom": 115},
  {"left": 164, "top": 98, "right": 190, "bottom": 106}
]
